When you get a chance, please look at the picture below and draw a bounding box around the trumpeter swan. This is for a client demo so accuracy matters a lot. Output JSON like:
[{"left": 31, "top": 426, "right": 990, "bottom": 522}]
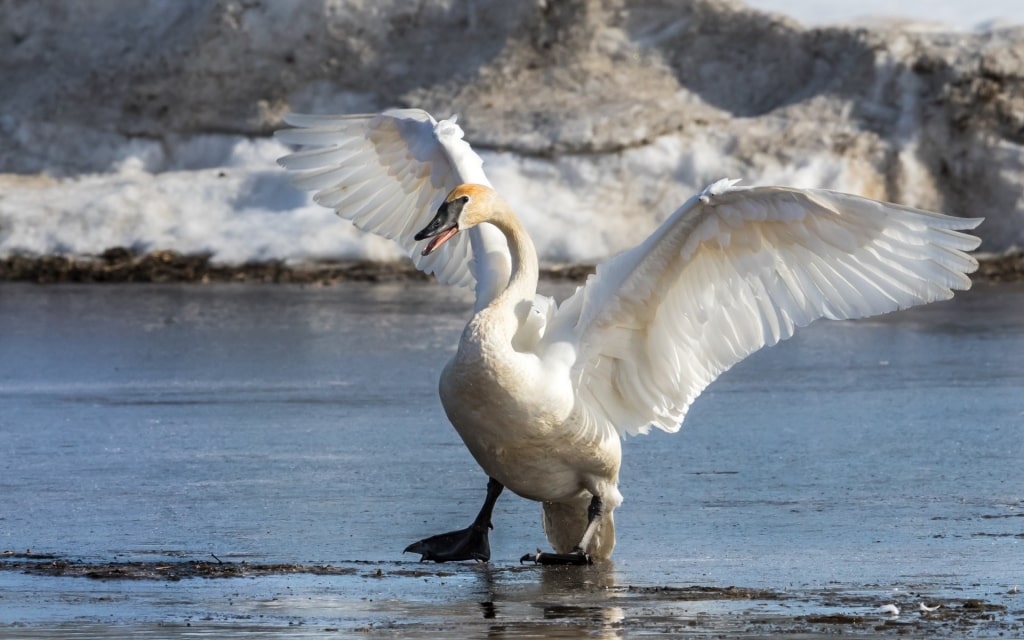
[{"left": 277, "top": 109, "right": 981, "bottom": 564}]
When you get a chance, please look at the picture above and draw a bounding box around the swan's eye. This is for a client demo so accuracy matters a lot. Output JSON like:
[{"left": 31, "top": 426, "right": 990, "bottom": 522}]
[{"left": 444, "top": 195, "right": 470, "bottom": 217}]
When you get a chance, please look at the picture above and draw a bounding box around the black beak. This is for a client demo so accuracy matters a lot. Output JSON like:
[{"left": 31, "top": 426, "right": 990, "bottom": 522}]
[{"left": 415, "top": 197, "right": 467, "bottom": 256}]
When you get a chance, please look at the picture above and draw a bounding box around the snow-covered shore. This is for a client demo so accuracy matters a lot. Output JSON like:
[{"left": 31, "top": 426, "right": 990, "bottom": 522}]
[{"left": 2, "top": 0, "right": 1023, "bottom": 268}]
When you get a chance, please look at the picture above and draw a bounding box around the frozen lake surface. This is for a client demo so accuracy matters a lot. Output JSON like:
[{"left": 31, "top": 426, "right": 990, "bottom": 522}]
[{"left": 1, "top": 281, "right": 1022, "bottom": 637}]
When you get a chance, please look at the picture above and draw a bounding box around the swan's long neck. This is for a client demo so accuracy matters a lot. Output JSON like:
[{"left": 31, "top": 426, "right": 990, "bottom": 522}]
[{"left": 476, "top": 206, "right": 539, "bottom": 341}]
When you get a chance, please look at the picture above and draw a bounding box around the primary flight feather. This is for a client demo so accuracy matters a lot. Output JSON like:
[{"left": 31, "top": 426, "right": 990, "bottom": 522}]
[{"left": 277, "top": 108, "right": 981, "bottom": 564}]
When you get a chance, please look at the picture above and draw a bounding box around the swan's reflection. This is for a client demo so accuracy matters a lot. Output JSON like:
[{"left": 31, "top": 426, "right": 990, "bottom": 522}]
[{"left": 471, "top": 562, "right": 625, "bottom": 638}]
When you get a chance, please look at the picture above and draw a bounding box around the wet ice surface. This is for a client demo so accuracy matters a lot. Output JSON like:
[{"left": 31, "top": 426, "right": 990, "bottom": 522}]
[{"left": 1, "top": 281, "right": 1022, "bottom": 637}]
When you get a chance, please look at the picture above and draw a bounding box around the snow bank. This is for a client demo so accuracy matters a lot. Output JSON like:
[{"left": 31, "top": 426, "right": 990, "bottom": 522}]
[{"left": 2, "top": 0, "right": 1022, "bottom": 265}]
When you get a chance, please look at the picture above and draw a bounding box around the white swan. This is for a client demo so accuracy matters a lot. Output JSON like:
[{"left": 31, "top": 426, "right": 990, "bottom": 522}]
[{"left": 277, "top": 109, "right": 982, "bottom": 564}]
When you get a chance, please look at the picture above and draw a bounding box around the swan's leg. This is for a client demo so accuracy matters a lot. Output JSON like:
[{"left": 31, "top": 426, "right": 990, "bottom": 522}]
[
  {"left": 520, "top": 494, "right": 602, "bottom": 566},
  {"left": 404, "top": 477, "right": 504, "bottom": 562}
]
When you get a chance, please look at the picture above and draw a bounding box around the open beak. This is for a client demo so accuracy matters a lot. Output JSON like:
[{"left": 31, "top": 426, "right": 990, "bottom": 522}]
[{"left": 415, "top": 198, "right": 464, "bottom": 256}]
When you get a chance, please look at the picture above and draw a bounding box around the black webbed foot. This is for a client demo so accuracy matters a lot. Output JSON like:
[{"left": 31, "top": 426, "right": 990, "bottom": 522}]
[
  {"left": 405, "top": 523, "right": 492, "bottom": 563},
  {"left": 519, "top": 547, "right": 592, "bottom": 566},
  {"left": 406, "top": 477, "right": 503, "bottom": 563}
]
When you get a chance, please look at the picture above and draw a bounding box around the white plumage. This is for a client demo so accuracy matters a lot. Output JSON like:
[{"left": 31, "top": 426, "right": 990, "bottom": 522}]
[{"left": 277, "top": 109, "right": 981, "bottom": 563}]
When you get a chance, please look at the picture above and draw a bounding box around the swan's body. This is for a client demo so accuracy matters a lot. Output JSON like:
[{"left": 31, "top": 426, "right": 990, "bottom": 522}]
[
  {"left": 277, "top": 109, "right": 982, "bottom": 563},
  {"left": 427, "top": 186, "right": 624, "bottom": 559}
]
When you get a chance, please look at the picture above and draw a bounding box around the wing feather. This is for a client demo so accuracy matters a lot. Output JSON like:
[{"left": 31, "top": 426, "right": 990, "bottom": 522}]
[
  {"left": 276, "top": 108, "right": 509, "bottom": 293},
  {"left": 550, "top": 181, "right": 981, "bottom": 439}
]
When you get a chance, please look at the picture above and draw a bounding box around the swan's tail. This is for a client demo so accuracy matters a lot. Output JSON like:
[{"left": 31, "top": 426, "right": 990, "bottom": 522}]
[{"left": 541, "top": 497, "right": 616, "bottom": 561}]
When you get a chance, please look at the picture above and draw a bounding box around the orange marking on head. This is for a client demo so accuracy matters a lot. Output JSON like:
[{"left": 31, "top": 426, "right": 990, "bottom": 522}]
[{"left": 446, "top": 183, "right": 493, "bottom": 202}]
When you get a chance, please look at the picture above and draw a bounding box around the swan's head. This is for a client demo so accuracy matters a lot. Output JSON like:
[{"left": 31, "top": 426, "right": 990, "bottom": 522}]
[{"left": 415, "top": 184, "right": 495, "bottom": 256}]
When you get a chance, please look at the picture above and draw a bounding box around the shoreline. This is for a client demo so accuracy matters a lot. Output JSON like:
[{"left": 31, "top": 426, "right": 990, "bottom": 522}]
[
  {"left": 1, "top": 247, "right": 1020, "bottom": 284},
  {"left": 1, "top": 552, "right": 1018, "bottom": 637}
]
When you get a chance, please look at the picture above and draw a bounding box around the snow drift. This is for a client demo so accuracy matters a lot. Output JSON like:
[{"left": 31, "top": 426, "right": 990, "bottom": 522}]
[{"left": 1, "top": 0, "right": 1022, "bottom": 265}]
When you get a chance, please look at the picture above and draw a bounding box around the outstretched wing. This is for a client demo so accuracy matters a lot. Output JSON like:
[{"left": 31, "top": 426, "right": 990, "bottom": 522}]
[
  {"left": 555, "top": 180, "right": 982, "bottom": 438},
  {"left": 276, "top": 109, "right": 510, "bottom": 298}
]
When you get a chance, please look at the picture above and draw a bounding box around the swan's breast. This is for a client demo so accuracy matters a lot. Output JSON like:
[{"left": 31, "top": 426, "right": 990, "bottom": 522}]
[
  {"left": 440, "top": 327, "right": 572, "bottom": 439},
  {"left": 437, "top": 323, "right": 618, "bottom": 502}
]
